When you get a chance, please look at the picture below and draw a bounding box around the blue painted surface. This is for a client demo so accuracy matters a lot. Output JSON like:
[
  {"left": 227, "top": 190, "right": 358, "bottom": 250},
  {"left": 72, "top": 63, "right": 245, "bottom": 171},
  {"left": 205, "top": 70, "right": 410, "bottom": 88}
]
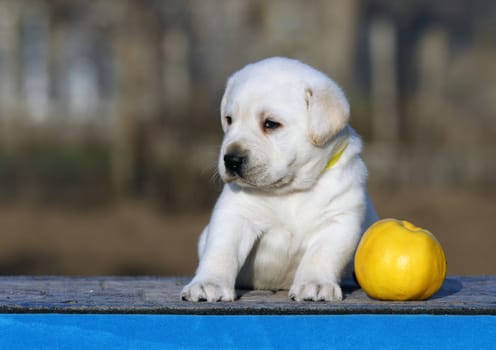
[{"left": 0, "top": 314, "right": 494, "bottom": 349}]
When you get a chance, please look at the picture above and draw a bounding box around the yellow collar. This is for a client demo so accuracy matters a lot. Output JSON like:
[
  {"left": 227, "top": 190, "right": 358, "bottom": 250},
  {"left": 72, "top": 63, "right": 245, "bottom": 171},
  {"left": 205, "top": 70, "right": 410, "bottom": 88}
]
[{"left": 324, "top": 138, "right": 349, "bottom": 171}]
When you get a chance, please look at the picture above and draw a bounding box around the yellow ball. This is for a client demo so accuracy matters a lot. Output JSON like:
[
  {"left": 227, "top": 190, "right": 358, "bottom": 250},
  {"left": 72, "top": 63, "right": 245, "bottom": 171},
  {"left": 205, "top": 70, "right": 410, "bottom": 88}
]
[{"left": 354, "top": 219, "right": 447, "bottom": 301}]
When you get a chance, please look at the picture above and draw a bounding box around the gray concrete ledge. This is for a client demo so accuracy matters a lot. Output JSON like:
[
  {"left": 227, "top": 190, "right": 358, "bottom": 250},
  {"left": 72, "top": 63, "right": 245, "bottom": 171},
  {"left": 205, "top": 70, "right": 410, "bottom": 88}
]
[{"left": 0, "top": 276, "right": 494, "bottom": 315}]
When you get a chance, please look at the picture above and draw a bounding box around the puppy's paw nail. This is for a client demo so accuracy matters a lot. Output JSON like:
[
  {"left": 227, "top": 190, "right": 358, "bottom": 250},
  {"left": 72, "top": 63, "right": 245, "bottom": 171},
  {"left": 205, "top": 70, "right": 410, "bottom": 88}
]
[
  {"left": 289, "top": 282, "right": 343, "bottom": 302},
  {"left": 181, "top": 281, "right": 235, "bottom": 302},
  {"left": 317, "top": 283, "right": 343, "bottom": 301}
]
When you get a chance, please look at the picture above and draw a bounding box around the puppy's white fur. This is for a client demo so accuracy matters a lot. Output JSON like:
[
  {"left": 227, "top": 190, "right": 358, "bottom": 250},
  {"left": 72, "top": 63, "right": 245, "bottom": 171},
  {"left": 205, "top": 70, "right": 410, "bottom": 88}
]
[{"left": 181, "top": 57, "right": 377, "bottom": 302}]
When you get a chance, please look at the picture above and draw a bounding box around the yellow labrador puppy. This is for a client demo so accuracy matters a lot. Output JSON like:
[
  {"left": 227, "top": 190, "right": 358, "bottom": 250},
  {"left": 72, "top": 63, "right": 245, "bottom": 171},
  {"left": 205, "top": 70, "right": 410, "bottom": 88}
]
[{"left": 181, "top": 57, "right": 377, "bottom": 302}]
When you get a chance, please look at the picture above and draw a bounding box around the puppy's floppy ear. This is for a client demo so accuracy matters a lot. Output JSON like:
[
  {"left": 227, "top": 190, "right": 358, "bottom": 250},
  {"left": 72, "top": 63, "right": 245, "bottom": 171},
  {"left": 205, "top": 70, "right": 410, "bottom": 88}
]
[{"left": 305, "top": 82, "right": 350, "bottom": 146}]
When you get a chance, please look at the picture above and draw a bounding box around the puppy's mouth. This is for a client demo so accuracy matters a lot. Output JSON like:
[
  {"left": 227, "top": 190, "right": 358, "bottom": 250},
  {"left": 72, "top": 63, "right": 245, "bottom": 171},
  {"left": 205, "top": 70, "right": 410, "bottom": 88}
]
[{"left": 222, "top": 168, "right": 293, "bottom": 191}]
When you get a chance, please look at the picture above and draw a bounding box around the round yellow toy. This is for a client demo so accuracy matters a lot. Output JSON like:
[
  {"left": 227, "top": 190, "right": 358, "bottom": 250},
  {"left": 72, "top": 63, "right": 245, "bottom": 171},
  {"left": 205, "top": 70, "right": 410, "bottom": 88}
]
[{"left": 354, "top": 219, "right": 447, "bottom": 301}]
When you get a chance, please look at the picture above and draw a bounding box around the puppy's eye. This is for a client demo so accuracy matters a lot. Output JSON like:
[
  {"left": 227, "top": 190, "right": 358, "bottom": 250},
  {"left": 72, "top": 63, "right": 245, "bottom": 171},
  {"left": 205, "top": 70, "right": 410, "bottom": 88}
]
[
  {"left": 225, "top": 116, "right": 232, "bottom": 125},
  {"left": 263, "top": 119, "right": 282, "bottom": 131}
]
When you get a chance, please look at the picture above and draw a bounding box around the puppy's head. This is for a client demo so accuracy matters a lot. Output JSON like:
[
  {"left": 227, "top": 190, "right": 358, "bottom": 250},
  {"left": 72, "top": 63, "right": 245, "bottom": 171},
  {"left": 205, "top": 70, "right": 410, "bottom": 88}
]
[{"left": 218, "top": 57, "right": 350, "bottom": 193}]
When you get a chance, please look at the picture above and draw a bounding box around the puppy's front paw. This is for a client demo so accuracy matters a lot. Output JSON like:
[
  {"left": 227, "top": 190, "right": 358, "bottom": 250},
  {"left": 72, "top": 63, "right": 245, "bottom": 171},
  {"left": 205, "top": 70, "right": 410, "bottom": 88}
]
[
  {"left": 289, "top": 281, "right": 343, "bottom": 302},
  {"left": 181, "top": 281, "right": 235, "bottom": 302}
]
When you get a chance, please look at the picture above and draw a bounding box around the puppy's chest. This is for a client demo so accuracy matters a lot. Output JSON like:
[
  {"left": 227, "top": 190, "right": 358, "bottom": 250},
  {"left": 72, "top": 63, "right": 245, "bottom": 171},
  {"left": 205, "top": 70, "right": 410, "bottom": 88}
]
[
  {"left": 261, "top": 212, "right": 316, "bottom": 249},
  {"left": 259, "top": 195, "right": 327, "bottom": 242},
  {"left": 241, "top": 213, "right": 321, "bottom": 289},
  {"left": 257, "top": 223, "right": 308, "bottom": 260},
  {"left": 238, "top": 196, "right": 332, "bottom": 289},
  {"left": 256, "top": 202, "right": 324, "bottom": 258}
]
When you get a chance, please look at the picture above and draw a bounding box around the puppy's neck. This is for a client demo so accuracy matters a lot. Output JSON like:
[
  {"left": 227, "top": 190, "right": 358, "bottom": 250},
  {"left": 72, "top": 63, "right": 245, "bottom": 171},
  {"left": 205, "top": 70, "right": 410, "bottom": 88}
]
[
  {"left": 323, "top": 127, "right": 350, "bottom": 172},
  {"left": 282, "top": 127, "right": 353, "bottom": 193},
  {"left": 324, "top": 130, "right": 349, "bottom": 171}
]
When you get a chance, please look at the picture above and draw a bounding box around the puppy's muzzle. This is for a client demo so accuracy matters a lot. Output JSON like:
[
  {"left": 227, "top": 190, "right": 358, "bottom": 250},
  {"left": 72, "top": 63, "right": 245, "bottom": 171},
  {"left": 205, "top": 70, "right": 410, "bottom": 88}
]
[{"left": 224, "top": 153, "right": 246, "bottom": 176}]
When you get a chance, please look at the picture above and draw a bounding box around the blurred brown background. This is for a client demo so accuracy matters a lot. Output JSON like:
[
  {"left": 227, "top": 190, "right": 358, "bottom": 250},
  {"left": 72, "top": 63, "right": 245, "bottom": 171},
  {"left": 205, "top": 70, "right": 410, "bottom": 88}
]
[{"left": 0, "top": 0, "right": 494, "bottom": 277}]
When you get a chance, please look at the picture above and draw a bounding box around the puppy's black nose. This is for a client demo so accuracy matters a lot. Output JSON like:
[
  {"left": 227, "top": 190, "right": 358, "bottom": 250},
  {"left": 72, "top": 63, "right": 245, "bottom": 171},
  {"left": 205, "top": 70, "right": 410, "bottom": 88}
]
[{"left": 224, "top": 153, "right": 245, "bottom": 176}]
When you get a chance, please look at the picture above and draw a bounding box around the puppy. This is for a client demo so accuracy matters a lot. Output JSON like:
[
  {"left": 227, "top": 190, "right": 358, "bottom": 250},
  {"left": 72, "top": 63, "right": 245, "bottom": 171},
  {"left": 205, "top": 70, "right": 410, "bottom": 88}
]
[{"left": 181, "top": 57, "right": 377, "bottom": 302}]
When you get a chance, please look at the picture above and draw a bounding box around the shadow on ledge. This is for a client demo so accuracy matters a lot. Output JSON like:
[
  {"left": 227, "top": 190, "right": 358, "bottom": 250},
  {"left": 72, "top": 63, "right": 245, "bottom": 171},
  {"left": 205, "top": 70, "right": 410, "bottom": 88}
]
[{"left": 431, "top": 278, "right": 463, "bottom": 299}]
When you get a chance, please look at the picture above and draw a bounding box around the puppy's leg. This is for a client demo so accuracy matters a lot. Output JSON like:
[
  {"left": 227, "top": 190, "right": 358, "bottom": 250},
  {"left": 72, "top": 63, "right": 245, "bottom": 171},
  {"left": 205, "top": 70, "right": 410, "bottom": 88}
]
[
  {"left": 289, "top": 216, "right": 362, "bottom": 302},
  {"left": 181, "top": 213, "right": 259, "bottom": 302}
]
